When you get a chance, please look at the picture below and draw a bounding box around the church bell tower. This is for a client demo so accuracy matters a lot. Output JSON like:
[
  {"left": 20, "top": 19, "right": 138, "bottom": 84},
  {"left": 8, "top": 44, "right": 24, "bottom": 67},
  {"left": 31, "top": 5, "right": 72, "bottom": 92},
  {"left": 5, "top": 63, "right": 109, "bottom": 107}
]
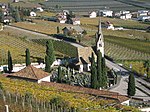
[{"left": 96, "top": 18, "right": 104, "bottom": 57}]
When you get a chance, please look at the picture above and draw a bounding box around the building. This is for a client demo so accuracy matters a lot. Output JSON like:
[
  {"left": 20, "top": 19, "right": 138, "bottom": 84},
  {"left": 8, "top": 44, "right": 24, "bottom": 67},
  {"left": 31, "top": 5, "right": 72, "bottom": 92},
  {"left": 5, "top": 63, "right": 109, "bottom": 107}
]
[
  {"left": 0, "top": 3, "right": 7, "bottom": 9},
  {"left": 96, "top": 18, "right": 104, "bottom": 57},
  {"left": 13, "top": 0, "right": 19, "bottom": 2},
  {"left": 89, "top": 11, "right": 97, "bottom": 18},
  {"left": 138, "top": 10, "right": 149, "bottom": 16},
  {"left": 120, "top": 13, "right": 132, "bottom": 19},
  {"left": 72, "top": 18, "right": 80, "bottom": 25},
  {"left": 76, "top": 18, "right": 104, "bottom": 72},
  {"left": 76, "top": 47, "right": 94, "bottom": 72},
  {"left": 62, "top": 26, "right": 84, "bottom": 36},
  {"left": 30, "top": 11, "right": 37, "bottom": 17},
  {"left": 99, "top": 10, "right": 113, "bottom": 17},
  {"left": 36, "top": 7, "right": 44, "bottom": 12},
  {"left": 137, "top": 16, "right": 150, "bottom": 21},
  {"left": 8, "top": 65, "right": 51, "bottom": 83}
]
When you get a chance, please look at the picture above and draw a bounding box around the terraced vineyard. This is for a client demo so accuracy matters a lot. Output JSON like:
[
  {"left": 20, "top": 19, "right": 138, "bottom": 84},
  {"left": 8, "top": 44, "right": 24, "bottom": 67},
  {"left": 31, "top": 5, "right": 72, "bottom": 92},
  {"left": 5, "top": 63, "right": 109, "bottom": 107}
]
[
  {"left": 0, "top": 34, "right": 46, "bottom": 64},
  {"left": 42, "top": 0, "right": 143, "bottom": 13},
  {"left": 0, "top": 76, "right": 125, "bottom": 112},
  {"left": 105, "top": 42, "right": 150, "bottom": 60}
]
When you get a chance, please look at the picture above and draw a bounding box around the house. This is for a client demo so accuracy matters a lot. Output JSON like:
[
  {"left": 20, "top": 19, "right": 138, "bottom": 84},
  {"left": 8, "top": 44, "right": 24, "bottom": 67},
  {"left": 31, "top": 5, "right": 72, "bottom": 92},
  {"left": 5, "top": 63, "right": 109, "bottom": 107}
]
[
  {"left": 59, "top": 18, "right": 66, "bottom": 24},
  {"left": 8, "top": 65, "right": 51, "bottom": 83},
  {"left": 13, "top": 0, "right": 19, "bottom": 2},
  {"left": 62, "top": 26, "right": 84, "bottom": 36},
  {"left": 72, "top": 18, "right": 80, "bottom": 25},
  {"left": 30, "top": 11, "right": 36, "bottom": 17},
  {"left": 138, "top": 10, "right": 149, "bottom": 16},
  {"left": 137, "top": 16, "right": 150, "bottom": 21},
  {"left": 120, "top": 13, "right": 132, "bottom": 19},
  {"left": 89, "top": 11, "right": 97, "bottom": 18},
  {"left": 36, "top": 7, "right": 44, "bottom": 12},
  {"left": 106, "top": 21, "right": 114, "bottom": 30},
  {"left": 120, "top": 10, "right": 130, "bottom": 14},
  {"left": 99, "top": 10, "right": 113, "bottom": 17},
  {"left": 0, "top": 3, "right": 7, "bottom": 9},
  {"left": 3, "top": 16, "right": 13, "bottom": 24}
]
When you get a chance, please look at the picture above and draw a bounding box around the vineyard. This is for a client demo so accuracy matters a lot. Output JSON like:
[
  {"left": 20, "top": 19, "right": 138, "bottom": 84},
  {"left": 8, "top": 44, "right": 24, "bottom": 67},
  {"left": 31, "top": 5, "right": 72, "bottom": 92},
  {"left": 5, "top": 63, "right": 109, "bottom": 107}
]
[
  {"left": 0, "top": 34, "right": 46, "bottom": 64},
  {"left": 104, "top": 42, "right": 150, "bottom": 61},
  {"left": 31, "top": 39, "right": 77, "bottom": 57},
  {"left": 41, "top": 0, "right": 143, "bottom": 13},
  {"left": 0, "top": 76, "right": 140, "bottom": 112}
]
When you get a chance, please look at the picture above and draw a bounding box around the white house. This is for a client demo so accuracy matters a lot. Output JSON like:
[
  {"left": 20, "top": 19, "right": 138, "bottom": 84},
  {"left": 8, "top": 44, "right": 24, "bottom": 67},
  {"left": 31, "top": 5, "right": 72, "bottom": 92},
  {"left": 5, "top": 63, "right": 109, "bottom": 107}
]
[
  {"left": 36, "top": 7, "right": 44, "bottom": 12},
  {"left": 59, "top": 19, "right": 66, "bottom": 24},
  {"left": 138, "top": 10, "right": 149, "bottom": 16},
  {"left": 137, "top": 16, "right": 150, "bottom": 21},
  {"left": 1, "top": 4, "right": 6, "bottom": 9},
  {"left": 30, "top": 11, "right": 37, "bottom": 17},
  {"left": 120, "top": 13, "right": 132, "bottom": 19},
  {"left": 120, "top": 10, "right": 130, "bottom": 14},
  {"left": 89, "top": 11, "right": 97, "bottom": 18},
  {"left": 72, "top": 18, "right": 80, "bottom": 25},
  {"left": 13, "top": 0, "right": 19, "bottom": 2},
  {"left": 99, "top": 10, "right": 113, "bottom": 17}
]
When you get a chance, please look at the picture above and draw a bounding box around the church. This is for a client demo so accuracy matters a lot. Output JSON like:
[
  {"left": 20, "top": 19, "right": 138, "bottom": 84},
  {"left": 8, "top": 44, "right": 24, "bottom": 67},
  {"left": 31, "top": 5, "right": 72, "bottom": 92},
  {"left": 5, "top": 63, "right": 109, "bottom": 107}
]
[{"left": 76, "top": 18, "right": 104, "bottom": 72}]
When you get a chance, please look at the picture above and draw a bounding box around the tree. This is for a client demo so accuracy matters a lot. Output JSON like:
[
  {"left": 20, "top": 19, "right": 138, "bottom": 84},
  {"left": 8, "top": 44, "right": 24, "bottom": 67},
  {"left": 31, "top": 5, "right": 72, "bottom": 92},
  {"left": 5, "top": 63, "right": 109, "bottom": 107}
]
[
  {"left": 97, "top": 51, "right": 102, "bottom": 88},
  {"left": 144, "top": 60, "right": 150, "bottom": 79},
  {"left": 127, "top": 74, "right": 136, "bottom": 96},
  {"left": 101, "top": 57, "right": 107, "bottom": 88},
  {"left": 25, "top": 48, "right": 31, "bottom": 66},
  {"left": 45, "top": 55, "right": 50, "bottom": 72},
  {"left": 8, "top": 51, "right": 13, "bottom": 73},
  {"left": 57, "top": 26, "right": 60, "bottom": 34},
  {"left": 57, "top": 66, "right": 62, "bottom": 83},
  {"left": 0, "top": 9, "right": 4, "bottom": 22},
  {"left": 91, "top": 52, "right": 98, "bottom": 89},
  {"left": 46, "top": 40, "right": 55, "bottom": 66},
  {"left": 15, "top": 8, "right": 21, "bottom": 22}
]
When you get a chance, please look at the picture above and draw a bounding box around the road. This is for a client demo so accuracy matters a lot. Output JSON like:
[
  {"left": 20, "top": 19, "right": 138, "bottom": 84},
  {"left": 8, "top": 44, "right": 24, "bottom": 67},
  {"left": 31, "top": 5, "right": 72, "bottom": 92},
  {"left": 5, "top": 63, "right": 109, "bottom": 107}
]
[
  {"left": 5, "top": 25, "right": 150, "bottom": 100},
  {"left": 5, "top": 25, "right": 84, "bottom": 48}
]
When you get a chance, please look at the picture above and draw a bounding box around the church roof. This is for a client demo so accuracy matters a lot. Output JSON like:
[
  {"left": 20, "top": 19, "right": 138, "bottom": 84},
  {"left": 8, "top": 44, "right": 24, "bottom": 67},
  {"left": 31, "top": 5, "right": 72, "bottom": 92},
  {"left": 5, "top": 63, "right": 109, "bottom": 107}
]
[
  {"left": 10, "top": 65, "right": 49, "bottom": 80},
  {"left": 77, "top": 47, "right": 95, "bottom": 65}
]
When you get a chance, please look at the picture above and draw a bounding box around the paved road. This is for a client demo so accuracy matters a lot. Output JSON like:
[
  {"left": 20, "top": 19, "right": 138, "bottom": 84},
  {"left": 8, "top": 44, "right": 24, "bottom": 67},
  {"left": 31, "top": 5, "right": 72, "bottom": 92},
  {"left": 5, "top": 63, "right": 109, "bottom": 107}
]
[
  {"left": 6, "top": 25, "right": 150, "bottom": 100},
  {"left": 5, "top": 25, "right": 84, "bottom": 48}
]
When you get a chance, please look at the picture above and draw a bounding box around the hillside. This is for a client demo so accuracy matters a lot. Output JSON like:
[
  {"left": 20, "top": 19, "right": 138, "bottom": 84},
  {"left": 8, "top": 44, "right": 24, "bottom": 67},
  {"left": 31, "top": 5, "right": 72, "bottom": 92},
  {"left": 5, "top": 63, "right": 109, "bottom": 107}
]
[{"left": 0, "top": 75, "right": 140, "bottom": 112}]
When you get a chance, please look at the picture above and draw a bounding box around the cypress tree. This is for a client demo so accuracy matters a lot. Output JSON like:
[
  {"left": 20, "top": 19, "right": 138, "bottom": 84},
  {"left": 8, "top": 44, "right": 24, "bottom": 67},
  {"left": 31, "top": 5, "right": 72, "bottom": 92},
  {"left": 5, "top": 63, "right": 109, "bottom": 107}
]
[
  {"left": 97, "top": 51, "right": 102, "bottom": 88},
  {"left": 91, "top": 52, "right": 98, "bottom": 89},
  {"left": 8, "top": 51, "right": 13, "bottom": 73},
  {"left": 57, "top": 66, "right": 62, "bottom": 83},
  {"left": 127, "top": 74, "right": 136, "bottom": 96},
  {"left": 57, "top": 26, "right": 60, "bottom": 34},
  {"left": 102, "top": 57, "right": 107, "bottom": 88},
  {"left": 15, "top": 8, "right": 21, "bottom": 22},
  {"left": 45, "top": 55, "right": 50, "bottom": 72},
  {"left": 25, "top": 48, "right": 31, "bottom": 66},
  {"left": 144, "top": 60, "right": 150, "bottom": 79},
  {"left": 46, "top": 40, "right": 55, "bottom": 66}
]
